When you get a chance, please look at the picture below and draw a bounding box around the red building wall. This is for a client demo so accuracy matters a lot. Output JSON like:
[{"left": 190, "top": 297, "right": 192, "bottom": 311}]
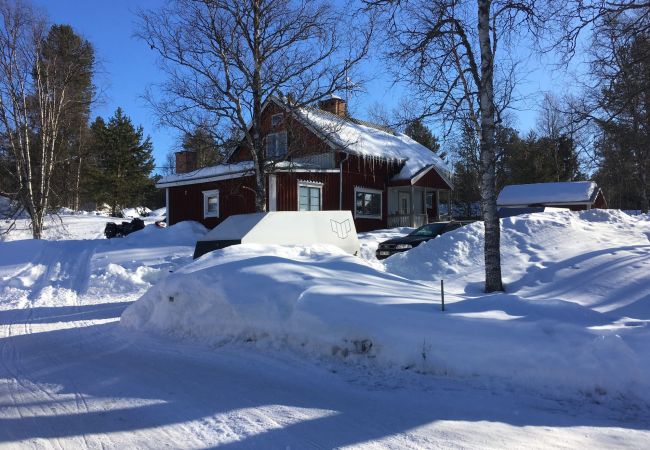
[{"left": 167, "top": 176, "right": 256, "bottom": 228}]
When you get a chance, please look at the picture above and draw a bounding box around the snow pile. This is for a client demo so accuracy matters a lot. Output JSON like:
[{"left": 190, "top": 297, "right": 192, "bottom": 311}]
[
  {"left": 385, "top": 209, "right": 650, "bottom": 297},
  {"left": 121, "top": 207, "right": 151, "bottom": 218},
  {"left": 148, "top": 207, "right": 166, "bottom": 218},
  {"left": 0, "top": 220, "right": 207, "bottom": 309},
  {"left": 357, "top": 226, "right": 413, "bottom": 267},
  {"left": 123, "top": 211, "right": 650, "bottom": 401},
  {"left": 497, "top": 181, "right": 598, "bottom": 206}
]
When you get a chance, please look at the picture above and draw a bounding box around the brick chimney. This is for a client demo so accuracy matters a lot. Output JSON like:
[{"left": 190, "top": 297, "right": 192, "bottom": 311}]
[
  {"left": 175, "top": 150, "right": 197, "bottom": 174},
  {"left": 319, "top": 95, "right": 346, "bottom": 117}
]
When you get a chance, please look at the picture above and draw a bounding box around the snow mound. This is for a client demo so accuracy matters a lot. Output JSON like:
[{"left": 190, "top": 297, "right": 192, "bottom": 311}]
[
  {"left": 385, "top": 210, "right": 650, "bottom": 298},
  {"left": 123, "top": 225, "right": 650, "bottom": 401},
  {"left": 121, "top": 207, "right": 151, "bottom": 218},
  {"left": 121, "top": 220, "right": 206, "bottom": 247},
  {"left": 0, "top": 219, "right": 207, "bottom": 310},
  {"left": 148, "top": 207, "right": 166, "bottom": 217}
]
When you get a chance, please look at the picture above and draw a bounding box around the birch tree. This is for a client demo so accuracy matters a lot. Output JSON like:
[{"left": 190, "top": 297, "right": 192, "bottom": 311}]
[
  {"left": 365, "top": 0, "right": 559, "bottom": 292},
  {"left": 138, "top": 0, "right": 372, "bottom": 212},
  {"left": 0, "top": 1, "right": 92, "bottom": 238}
]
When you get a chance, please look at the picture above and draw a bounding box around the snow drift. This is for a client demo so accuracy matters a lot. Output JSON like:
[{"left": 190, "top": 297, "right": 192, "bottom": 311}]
[{"left": 123, "top": 210, "right": 650, "bottom": 401}]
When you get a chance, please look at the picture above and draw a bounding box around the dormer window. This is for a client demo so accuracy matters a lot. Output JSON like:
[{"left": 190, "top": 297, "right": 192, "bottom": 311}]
[
  {"left": 271, "top": 113, "right": 283, "bottom": 127},
  {"left": 266, "top": 131, "right": 287, "bottom": 158}
]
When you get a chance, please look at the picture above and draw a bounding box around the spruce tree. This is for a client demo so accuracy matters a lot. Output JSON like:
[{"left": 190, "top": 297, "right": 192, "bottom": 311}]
[
  {"left": 88, "top": 108, "right": 155, "bottom": 216},
  {"left": 404, "top": 119, "right": 444, "bottom": 158},
  {"left": 41, "top": 24, "right": 95, "bottom": 210},
  {"left": 180, "top": 125, "right": 223, "bottom": 168}
]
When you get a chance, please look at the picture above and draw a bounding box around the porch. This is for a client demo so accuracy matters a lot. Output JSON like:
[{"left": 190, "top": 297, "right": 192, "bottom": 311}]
[{"left": 387, "top": 186, "right": 452, "bottom": 228}]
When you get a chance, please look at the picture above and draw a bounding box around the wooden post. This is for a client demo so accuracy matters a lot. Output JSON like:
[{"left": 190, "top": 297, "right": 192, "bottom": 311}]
[
  {"left": 441, "top": 279, "right": 445, "bottom": 311},
  {"left": 410, "top": 184, "right": 415, "bottom": 227}
]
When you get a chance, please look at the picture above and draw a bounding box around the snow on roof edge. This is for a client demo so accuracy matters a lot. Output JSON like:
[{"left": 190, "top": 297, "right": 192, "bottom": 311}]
[{"left": 156, "top": 161, "right": 255, "bottom": 187}]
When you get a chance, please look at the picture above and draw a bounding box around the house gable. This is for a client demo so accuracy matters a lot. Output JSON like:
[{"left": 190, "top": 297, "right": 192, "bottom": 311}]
[{"left": 228, "top": 99, "right": 335, "bottom": 165}]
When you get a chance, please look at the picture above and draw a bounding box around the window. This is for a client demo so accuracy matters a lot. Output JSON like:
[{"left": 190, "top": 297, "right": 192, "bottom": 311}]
[
  {"left": 298, "top": 182, "right": 322, "bottom": 211},
  {"left": 271, "top": 113, "right": 283, "bottom": 127},
  {"left": 355, "top": 187, "right": 382, "bottom": 219},
  {"left": 266, "top": 132, "right": 288, "bottom": 158},
  {"left": 202, "top": 189, "right": 219, "bottom": 218}
]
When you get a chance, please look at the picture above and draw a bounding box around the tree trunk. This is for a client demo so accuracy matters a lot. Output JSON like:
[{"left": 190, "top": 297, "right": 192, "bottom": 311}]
[
  {"left": 477, "top": 0, "right": 503, "bottom": 292},
  {"left": 251, "top": 0, "right": 266, "bottom": 212},
  {"left": 74, "top": 156, "right": 82, "bottom": 211}
]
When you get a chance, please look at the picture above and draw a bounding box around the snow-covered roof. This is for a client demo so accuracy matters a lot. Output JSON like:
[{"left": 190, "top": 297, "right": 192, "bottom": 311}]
[
  {"left": 156, "top": 99, "right": 452, "bottom": 188},
  {"left": 156, "top": 161, "right": 254, "bottom": 188},
  {"left": 295, "top": 105, "right": 451, "bottom": 183},
  {"left": 497, "top": 181, "right": 600, "bottom": 206}
]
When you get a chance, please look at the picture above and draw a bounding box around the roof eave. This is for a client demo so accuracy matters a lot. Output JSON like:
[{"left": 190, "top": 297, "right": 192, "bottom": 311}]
[{"left": 156, "top": 170, "right": 254, "bottom": 188}]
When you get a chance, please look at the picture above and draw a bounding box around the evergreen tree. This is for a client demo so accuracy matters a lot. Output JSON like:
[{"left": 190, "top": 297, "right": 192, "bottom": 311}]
[
  {"left": 88, "top": 109, "right": 155, "bottom": 216},
  {"left": 180, "top": 125, "right": 223, "bottom": 168},
  {"left": 593, "top": 33, "right": 650, "bottom": 212},
  {"left": 404, "top": 119, "right": 445, "bottom": 158},
  {"left": 498, "top": 129, "right": 584, "bottom": 189},
  {"left": 452, "top": 124, "right": 481, "bottom": 217},
  {"left": 40, "top": 24, "right": 95, "bottom": 210}
]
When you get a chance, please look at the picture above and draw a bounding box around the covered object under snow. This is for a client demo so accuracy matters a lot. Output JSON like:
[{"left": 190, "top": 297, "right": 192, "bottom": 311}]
[
  {"left": 194, "top": 211, "right": 360, "bottom": 258},
  {"left": 497, "top": 181, "right": 607, "bottom": 211}
]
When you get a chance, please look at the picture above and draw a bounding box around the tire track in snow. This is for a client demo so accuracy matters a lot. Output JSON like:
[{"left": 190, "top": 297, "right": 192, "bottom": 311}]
[{"left": 0, "top": 240, "right": 106, "bottom": 448}]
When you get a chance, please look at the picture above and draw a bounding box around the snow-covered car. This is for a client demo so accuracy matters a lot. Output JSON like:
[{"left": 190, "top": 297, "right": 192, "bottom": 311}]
[{"left": 375, "top": 221, "right": 468, "bottom": 259}]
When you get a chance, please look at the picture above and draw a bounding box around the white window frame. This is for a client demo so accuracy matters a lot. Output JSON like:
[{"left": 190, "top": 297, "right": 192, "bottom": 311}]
[
  {"left": 297, "top": 181, "right": 323, "bottom": 211},
  {"left": 266, "top": 131, "right": 288, "bottom": 158},
  {"left": 202, "top": 189, "right": 220, "bottom": 218},
  {"left": 354, "top": 187, "right": 383, "bottom": 219},
  {"left": 271, "top": 113, "right": 283, "bottom": 127}
]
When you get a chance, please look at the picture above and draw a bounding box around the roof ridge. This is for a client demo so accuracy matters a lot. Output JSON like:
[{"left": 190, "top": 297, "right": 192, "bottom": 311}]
[{"left": 301, "top": 104, "right": 398, "bottom": 136}]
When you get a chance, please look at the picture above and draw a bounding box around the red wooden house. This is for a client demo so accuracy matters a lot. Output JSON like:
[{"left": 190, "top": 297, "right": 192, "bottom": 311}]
[{"left": 158, "top": 96, "right": 453, "bottom": 232}]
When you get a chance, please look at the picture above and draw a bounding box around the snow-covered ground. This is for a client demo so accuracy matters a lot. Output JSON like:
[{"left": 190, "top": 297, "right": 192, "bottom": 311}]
[{"left": 1, "top": 210, "right": 649, "bottom": 448}]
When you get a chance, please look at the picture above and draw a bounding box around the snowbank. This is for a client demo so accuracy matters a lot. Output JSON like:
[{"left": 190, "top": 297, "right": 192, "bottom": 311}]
[
  {"left": 123, "top": 211, "right": 650, "bottom": 401},
  {"left": 357, "top": 226, "right": 413, "bottom": 267},
  {"left": 148, "top": 207, "right": 166, "bottom": 218},
  {"left": 0, "top": 220, "right": 207, "bottom": 309},
  {"left": 121, "top": 207, "right": 151, "bottom": 218}
]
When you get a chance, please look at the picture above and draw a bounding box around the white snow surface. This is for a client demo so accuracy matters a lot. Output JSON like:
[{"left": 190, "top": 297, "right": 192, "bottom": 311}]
[
  {"left": 2, "top": 210, "right": 650, "bottom": 448},
  {"left": 123, "top": 210, "right": 650, "bottom": 403},
  {"left": 147, "top": 206, "right": 166, "bottom": 217},
  {"left": 357, "top": 226, "right": 413, "bottom": 268},
  {"left": 497, "top": 181, "right": 599, "bottom": 206},
  {"left": 121, "top": 206, "right": 151, "bottom": 218}
]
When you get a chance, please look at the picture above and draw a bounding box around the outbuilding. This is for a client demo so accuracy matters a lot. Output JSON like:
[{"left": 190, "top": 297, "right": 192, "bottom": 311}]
[{"left": 497, "top": 181, "right": 607, "bottom": 211}]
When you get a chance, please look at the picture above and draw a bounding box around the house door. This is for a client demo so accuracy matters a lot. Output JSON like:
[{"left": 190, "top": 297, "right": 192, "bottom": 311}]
[
  {"left": 398, "top": 192, "right": 411, "bottom": 215},
  {"left": 269, "top": 175, "right": 277, "bottom": 211}
]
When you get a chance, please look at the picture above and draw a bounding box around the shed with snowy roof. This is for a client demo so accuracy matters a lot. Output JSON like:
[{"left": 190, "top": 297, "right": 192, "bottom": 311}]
[
  {"left": 497, "top": 181, "right": 607, "bottom": 211},
  {"left": 157, "top": 96, "right": 453, "bottom": 232}
]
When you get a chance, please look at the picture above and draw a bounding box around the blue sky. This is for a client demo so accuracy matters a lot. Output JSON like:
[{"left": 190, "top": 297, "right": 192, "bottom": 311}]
[{"left": 32, "top": 0, "right": 571, "bottom": 172}]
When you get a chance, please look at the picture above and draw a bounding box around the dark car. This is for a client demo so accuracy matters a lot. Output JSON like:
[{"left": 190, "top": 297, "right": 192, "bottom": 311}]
[{"left": 375, "top": 221, "right": 467, "bottom": 259}]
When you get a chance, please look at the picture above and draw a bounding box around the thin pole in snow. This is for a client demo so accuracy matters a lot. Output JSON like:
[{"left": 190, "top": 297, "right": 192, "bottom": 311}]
[{"left": 440, "top": 279, "right": 445, "bottom": 311}]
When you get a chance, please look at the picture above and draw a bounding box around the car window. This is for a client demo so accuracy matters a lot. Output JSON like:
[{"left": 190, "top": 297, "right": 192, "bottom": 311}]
[
  {"left": 410, "top": 223, "right": 446, "bottom": 236},
  {"left": 444, "top": 222, "right": 462, "bottom": 232}
]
